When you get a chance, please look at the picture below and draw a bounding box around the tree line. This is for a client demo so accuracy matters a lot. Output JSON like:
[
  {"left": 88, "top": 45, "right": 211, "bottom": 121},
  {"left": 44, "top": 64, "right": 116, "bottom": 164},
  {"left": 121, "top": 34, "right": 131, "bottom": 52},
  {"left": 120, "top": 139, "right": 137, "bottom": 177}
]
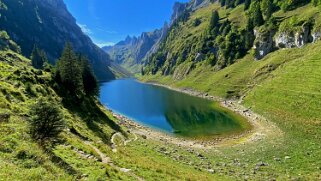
[
  {"left": 31, "top": 42, "right": 99, "bottom": 98},
  {"left": 29, "top": 42, "right": 99, "bottom": 145}
]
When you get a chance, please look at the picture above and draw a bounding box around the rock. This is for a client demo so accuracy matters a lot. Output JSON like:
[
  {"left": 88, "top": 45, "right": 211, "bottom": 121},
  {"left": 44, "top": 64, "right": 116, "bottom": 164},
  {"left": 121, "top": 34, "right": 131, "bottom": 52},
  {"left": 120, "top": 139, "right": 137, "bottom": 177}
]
[
  {"left": 194, "top": 52, "right": 204, "bottom": 62},
  {"left": 275, "top": 32, "right": 296, "bottom": 49},
  {"left": 253, "top": 29, "right": 276, "bottom": 60},
  {"left": 141, "top": 135, "right": 147, "bottom": 139},
  {"left": 275, "top": 24, "right": 312, "bottom": 49},
  {"left": 244, "top": 175, "right": 249, "bottom": 181},
  {"left": 274, "top": 157, "right": 281, "bottom": 162},
  {"left": 256, "top": 162, "right": 268, "bottom": 167},
  {"left": 119, "top": 168, "right": 131, "bottom": 173},
  {"left": 171, "top": 2, "right": 188, "bottom": 24},
  {"left": 196, "top": 152, "right": 204, "bottom": 158},
  {"left": 207, "top": 169, "right": 215, "bottom": 174},
  {"left": 312, "top": 31, "right": 321, "bottom": 43}
]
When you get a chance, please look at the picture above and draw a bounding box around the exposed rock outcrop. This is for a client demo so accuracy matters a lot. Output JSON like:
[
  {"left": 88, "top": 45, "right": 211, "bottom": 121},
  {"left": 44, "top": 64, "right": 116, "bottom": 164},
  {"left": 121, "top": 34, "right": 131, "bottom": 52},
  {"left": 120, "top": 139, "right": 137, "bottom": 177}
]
[
  {"left": 274, "top": 32, "right": 297, "bottom": 48},
  {"left": 254, "top": 23, "right": 318, "bottom": 60},
  {"left": 275, "top": 24, "right": 312, "bottom": 49},
  {"left": 191, "top": 0, "right": 211, "bottom": 10},
  {"left": 171, "top": 2, "right": 188, "bottom": 24},
  {"left": 253, "top": 29, "right": 276, "bottom": 60}
]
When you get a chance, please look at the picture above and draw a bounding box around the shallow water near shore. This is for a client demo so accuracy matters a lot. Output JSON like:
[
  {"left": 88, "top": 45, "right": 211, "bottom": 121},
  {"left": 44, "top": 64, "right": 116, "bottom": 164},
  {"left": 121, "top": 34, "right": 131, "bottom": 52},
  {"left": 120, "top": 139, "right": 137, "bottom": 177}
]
[{"left": 99, "top": 79, "right": 250, "bottom": 138}]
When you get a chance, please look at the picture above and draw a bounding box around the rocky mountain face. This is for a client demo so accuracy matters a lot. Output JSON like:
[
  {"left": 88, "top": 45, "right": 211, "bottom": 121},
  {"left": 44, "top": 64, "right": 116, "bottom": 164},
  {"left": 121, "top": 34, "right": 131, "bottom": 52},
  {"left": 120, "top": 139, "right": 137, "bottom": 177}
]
[
  {"left": 171, "top": 0, "right": 211, "bottom": 24},
  {"left": 103, "top": 23, "right": 169, "bottom": 73},
  {"left": 0, "top": 0, "right": 118, "bottom": 81},
  {"left": 104, "top": 0, "right": 211, "bottom": 73}
]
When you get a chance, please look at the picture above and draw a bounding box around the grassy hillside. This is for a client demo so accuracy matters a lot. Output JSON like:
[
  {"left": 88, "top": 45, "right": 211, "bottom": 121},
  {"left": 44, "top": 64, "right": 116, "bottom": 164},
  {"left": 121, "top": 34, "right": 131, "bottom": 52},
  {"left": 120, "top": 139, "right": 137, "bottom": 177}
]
[
  {"left": 141, "top": 39, "right": 321, "bottom": 180},
  {"left": 1, "top": 1, "right": 321, "bottom": 180},
  {"left": 0, "top": 49, "right": 227, "bottom": 180}
]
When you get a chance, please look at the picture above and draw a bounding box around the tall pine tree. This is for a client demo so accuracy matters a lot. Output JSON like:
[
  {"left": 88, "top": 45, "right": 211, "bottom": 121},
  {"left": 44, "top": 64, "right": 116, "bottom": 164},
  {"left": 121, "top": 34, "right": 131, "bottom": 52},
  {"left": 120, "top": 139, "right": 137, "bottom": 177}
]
[
  {"left": 30, "top": 45, "right": 47, "bottom": 69},
  {"left": 79, "top": 55, "right": 99, "bottom": 97},
  {"left": 249, "top": 1, "right": 264, "bottom": 27},
  {"left": 57, "top": 42, "right": 84, "bottom": 97},
  {"left": 261, "top": 0, "right": 273, "bottom": 20},
  {"left": 209, "top": 10, "right": 220, "bottom": 35}
]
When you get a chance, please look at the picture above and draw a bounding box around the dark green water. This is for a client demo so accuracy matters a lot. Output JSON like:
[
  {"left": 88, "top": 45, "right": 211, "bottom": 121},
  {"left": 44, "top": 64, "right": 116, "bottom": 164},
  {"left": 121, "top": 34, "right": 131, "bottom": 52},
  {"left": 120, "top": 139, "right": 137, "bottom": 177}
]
[{"left": 99, "top": 79, "right": 248, "bottom": 138}]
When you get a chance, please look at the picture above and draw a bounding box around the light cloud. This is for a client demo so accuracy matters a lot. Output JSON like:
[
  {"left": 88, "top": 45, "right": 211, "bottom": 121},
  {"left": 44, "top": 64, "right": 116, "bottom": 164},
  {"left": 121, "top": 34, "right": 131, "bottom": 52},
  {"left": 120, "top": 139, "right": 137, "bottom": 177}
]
[
  {"left": 93, "top": 40, "right": 115, "bottom": 48},
  {"left": 77, "top": 23, "right": 93, "bottom": 35}
]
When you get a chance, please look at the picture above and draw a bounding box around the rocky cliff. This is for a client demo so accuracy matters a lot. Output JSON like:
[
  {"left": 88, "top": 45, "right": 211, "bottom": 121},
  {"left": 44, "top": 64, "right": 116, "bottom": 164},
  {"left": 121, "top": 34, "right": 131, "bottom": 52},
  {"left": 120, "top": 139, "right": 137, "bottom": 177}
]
[
  {"left": 103, "top": 23, "right": 169, "bottom": 73},
  {"left": 104, "top": 0, "right": 212, "bottom": 73},
  {"left": 253, "top": 19, "right": 320, "bottom": 60},
  {"left": 0, "top": 0, "right": 119, "bottom": 81}
]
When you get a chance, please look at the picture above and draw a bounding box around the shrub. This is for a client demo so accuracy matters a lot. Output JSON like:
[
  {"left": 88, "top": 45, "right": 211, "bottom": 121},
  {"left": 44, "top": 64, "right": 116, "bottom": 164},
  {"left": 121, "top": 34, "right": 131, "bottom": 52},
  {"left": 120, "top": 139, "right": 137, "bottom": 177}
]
[
  {"left": 29, "top": 98, "right": 65, "bottom": 143},
  {"left": 25, "top": 82, "right": 37, "bottom": 97}
]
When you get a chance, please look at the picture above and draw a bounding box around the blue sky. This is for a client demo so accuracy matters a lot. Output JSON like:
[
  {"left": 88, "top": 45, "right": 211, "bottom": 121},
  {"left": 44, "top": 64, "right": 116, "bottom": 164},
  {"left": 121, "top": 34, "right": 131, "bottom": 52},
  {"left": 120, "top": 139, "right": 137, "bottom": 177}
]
[{"left": 64, "top": 0, "right": 189, "bottom": 47}]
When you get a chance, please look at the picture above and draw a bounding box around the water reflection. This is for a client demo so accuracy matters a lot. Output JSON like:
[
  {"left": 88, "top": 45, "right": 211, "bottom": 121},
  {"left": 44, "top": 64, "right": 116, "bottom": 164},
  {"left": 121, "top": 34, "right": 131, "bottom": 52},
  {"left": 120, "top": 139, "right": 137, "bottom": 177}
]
[{"left": 99, "top": 79, "right": 247, "bottom": 138}]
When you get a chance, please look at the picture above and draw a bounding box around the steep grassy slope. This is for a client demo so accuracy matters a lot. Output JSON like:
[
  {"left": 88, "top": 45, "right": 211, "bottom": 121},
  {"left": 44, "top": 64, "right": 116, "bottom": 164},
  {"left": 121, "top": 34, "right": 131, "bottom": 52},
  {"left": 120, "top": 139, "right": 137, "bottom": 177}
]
[
  {"left": 141, "top": 40, "right": 321, "bottom": 180},
  {"left": 0, "top": 50, "right": 228, "bottom": 180}
]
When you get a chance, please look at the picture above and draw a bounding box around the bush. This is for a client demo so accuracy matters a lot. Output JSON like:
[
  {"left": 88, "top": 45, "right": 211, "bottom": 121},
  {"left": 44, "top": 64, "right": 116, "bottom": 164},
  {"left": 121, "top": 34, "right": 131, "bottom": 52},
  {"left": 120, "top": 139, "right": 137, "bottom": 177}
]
[
  {"left": 29, "top": 98, "right": 65, "bottom": 143},
  {"left": 25, "top": 82, "right": 37, "bottom": 97}
]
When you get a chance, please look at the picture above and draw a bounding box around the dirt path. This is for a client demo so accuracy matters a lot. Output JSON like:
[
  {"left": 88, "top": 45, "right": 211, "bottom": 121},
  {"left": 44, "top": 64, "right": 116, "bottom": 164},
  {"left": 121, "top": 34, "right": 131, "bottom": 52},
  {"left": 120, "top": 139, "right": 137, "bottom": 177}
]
[
  {"left": 84, "top": 141, "right": 144, "bottom": 181},
  {"left": 111, "top": 132, "right": 138, "bottom": 152}
]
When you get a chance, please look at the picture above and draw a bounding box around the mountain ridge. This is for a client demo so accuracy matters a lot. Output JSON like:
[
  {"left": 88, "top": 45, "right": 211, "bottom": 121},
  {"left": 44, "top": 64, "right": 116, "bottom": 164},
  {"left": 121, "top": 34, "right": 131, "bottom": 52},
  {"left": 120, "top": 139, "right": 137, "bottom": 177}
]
[{"left": 0, "top": 0, "right": 123, "bottom": 81}]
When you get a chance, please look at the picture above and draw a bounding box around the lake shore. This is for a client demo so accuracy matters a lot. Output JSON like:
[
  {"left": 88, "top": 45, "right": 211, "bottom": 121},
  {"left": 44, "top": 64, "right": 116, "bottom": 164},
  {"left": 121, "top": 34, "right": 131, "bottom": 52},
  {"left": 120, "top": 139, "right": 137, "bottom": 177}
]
[{"left": 108, "top": 81, "right": 282, "bottom": 149}]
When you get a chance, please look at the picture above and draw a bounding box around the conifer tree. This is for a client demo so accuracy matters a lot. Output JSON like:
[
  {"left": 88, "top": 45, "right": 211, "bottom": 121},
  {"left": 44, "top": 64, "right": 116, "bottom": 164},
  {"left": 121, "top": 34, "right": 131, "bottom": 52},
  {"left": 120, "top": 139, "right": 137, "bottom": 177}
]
[
  {"left": 57, "top": 42, "right": 83, "bottom": 97},
  {"left": 31, "top": 45, "right": 47, "bottom": 69},
  {"left": 209, "top": 10, "right": 220, "bottom": 35},
  {"left": 79, "top": 55, "right": 99, "bottom": 97},
  {"left": 249, "top": 1, "right": 264, "bottom": 27},
  {"left": 29, "top": 98, "right": 65, "bottom": 143},
  {"left": 261, "top": 0, "right": 273, "bottom": 20}
]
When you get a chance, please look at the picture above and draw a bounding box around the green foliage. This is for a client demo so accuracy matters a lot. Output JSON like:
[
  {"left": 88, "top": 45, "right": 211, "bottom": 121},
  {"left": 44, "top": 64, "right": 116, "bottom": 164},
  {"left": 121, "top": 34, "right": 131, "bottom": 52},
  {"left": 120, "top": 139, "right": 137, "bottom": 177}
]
[
  {"left": 79, "top": 55, "right": 99, "bottom": 97},
  {"left": 248, "top": 1, "right": 264, "bottom": 27},
  {"left": 312, "top": 0, "right": 321, "bottom": 6},
  {"left": 25, "top": 82, "right": 37, "bottom": 97},
  {"left": 56, "top": 42, "right": 84, "bottom": 97},
  {"left": 0, "top": 30, "right": 20, "bottom": 52},
  {"left": 193, "top": 18, "right": 202, "bottom": 27},
  {"left": 278, "top": 16, "right": 303, "bottom": 33},
  {"left": 30, "top": 45, "right": 48, "bottom": 69},
  {"left": 261, "top": 0, "right": 274, "bottom": 20},
  {"left": 29, "top": 98, "right": 65, "bottom": 143},
  {"left": 277, "top": 0, "right": 309, "bottom": 11},
  {"left": 209, "top": 10, "right": 220, "bottom": 32},
  {"left": 206, "top": 54, "right": 216, "bottom": 66}
]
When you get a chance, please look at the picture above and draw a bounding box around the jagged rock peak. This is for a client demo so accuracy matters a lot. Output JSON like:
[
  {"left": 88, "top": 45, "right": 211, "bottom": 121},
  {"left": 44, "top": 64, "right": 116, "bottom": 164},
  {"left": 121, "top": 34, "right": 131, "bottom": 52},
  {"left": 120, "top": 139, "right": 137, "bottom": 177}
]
[
  {"left": 171, "top": 2, "right": 188, "bottom": 24},
  {"left": 191, "top": 0, "right": 211, "bottom": 10}
]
